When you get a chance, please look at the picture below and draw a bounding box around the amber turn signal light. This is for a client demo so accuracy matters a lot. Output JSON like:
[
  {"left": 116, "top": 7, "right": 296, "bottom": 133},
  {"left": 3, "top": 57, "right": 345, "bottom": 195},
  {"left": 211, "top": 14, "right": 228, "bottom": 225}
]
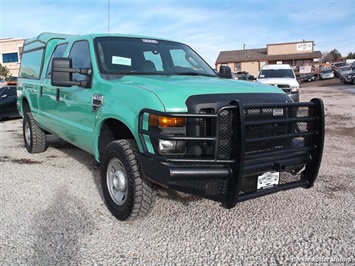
[{"left": 149, "top": 114, "right": 185, "bottom": 127}]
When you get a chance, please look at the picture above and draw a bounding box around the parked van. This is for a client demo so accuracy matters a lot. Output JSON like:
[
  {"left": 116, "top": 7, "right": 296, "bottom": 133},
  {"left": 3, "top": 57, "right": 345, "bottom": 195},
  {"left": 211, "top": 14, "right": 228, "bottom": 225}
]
[{"left": 256, "top": 64, "right": 300, "bottom": 102}]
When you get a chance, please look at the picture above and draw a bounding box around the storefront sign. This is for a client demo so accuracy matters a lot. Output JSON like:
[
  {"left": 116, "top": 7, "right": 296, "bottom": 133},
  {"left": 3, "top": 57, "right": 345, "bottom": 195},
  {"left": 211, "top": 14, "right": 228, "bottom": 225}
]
[{"left": 297, "top": 42, "right": 313, "bottom": 51}]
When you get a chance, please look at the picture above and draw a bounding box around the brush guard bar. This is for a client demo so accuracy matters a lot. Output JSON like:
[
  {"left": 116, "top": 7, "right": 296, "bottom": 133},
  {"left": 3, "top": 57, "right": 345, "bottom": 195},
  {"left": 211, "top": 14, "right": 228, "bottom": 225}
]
[{"left": 138, "top": 98, "right": 324, "bottom": 208}]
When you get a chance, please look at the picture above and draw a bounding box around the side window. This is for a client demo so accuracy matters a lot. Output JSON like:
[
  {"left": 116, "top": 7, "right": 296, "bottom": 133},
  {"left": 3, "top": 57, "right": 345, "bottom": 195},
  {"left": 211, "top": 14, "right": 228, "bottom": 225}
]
[
  {"left": 19, "top": 49, "right": 44, "bottom": 79},
  {"left": 234, "top": 62, "right": 241, "bottom": 71},
  {"left": 0, "top": 87, "right": 15, "bottom": 97},
  {"left": 69, "top": 41, "right": 92, "bottom": 81},
  {"left": 46, "top": 43, "right": 68, "bottom": 77}
]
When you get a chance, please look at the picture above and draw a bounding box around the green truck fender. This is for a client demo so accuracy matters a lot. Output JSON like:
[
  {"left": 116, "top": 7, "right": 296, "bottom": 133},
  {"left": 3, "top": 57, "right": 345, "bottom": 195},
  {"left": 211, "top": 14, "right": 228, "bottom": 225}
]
[{"left": 91, "top": 90, "right": 168, "bottom": 162}]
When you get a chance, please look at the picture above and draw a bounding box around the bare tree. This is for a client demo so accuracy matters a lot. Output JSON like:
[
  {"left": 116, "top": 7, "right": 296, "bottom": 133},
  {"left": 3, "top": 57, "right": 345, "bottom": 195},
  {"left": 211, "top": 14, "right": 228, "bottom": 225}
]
[
  {"left": 322, "top": 52, "right": 334, "bottom": 63},
  {"left": 322, "top": 49, "right": 342, "bottom": 63}
]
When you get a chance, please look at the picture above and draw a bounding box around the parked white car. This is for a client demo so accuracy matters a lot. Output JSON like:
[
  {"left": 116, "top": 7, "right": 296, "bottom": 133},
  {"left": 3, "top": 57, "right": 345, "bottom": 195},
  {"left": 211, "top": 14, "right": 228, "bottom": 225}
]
[{"left": 320, "top": 69, "right": 334, "bottom": 80}]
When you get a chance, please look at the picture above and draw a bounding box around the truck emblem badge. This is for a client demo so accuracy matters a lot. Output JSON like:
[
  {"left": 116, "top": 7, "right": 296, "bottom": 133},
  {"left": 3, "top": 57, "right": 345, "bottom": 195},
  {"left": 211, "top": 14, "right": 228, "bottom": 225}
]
[
  {"left": 92, "top": 94, "right": 103, "bottom": 112},
  {"left": 273, "top": 108, "right": 284, "bottom": 116}
]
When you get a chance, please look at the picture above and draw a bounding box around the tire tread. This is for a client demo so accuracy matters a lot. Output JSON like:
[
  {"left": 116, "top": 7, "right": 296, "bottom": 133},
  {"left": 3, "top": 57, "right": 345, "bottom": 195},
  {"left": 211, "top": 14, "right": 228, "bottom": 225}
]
[
  {"left": 101, "top": 139, "right": 157, "bottom": 220},
  {"left": 24, "top": 112, "right": 46, "bottom": 153}
]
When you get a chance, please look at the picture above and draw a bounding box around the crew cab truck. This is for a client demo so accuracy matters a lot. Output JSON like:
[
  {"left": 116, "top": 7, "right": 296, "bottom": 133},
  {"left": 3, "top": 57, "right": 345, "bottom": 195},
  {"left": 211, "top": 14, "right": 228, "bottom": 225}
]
[
  {"left": 17, "top": 33, "right": 324, "bottom": 221},
  {"left": 256, "top": 64, "right": 300, "bottom": 102}
]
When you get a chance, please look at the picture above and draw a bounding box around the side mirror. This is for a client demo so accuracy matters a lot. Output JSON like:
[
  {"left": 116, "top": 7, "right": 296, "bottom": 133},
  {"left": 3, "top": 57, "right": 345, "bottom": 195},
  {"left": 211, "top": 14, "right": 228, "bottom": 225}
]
[
  {"left": 219, "top": 66, "right": 233, "bottom": 79},
  {"left": 51, "top": 58, "right": 73, "bottom": 87},
  {"left": 51, "top": 58, "right": 92, "bottom": 88}
]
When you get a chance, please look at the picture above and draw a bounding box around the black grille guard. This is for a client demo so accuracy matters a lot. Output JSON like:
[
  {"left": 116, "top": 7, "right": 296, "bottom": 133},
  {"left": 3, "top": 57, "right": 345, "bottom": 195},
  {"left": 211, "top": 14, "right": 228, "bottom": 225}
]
[{"left": 138, "top": 98, "right": 324, "bottom": 208}]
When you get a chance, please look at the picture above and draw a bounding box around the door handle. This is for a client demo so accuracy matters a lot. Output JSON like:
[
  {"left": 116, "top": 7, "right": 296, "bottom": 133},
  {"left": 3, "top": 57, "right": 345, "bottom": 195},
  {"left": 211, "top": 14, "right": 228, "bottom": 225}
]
[{"left": 56, "top": 88, "right": 60, "bottom": 101}]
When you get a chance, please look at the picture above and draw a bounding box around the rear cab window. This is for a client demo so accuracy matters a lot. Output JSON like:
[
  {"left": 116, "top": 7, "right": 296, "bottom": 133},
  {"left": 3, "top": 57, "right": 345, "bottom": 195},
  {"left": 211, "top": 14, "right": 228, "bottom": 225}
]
[{"left": 19, "top": 49, "right": 44, "bottom": 79}]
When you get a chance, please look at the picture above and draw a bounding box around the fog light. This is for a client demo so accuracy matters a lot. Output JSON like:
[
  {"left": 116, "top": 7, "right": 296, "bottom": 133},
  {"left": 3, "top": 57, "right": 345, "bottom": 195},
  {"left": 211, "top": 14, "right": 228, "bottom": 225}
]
[
  {"left": 159, "top": 140, "right": 175, "bottom": 151},
  {"left": 158, "top": 139, "right": 186, "bottom": 154}
]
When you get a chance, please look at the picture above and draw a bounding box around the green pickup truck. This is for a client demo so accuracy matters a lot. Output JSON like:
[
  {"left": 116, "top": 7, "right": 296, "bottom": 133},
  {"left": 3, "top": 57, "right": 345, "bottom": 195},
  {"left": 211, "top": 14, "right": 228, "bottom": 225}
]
[{"left": 17, "top": 33, "right": 324, "bottom": 220}]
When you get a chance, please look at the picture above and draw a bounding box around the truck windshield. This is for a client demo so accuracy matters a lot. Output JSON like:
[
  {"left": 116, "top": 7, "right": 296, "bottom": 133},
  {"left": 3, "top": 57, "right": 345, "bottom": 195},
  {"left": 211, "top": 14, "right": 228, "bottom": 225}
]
[
  {"left": 258, "top": 69, "right": 295, "bottom": 79},
  {"left": 94, "top": 37, "right": 216, "bottom": 77}
]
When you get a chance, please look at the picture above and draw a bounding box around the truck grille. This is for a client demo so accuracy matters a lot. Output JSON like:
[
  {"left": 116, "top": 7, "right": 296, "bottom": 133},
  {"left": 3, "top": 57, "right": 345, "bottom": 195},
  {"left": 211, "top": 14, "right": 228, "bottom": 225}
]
[
  {"left": 197, "top": 108, "right": 234, "bottom": 159},
  {"left": 199, "top": 104, "right": 316, "bottom": 162},
  {"left": 217, "top": 110, "right": 233, "bottom": 159},
  {"left": 272, "top": 84, "right": 291, "bottom": 93}
]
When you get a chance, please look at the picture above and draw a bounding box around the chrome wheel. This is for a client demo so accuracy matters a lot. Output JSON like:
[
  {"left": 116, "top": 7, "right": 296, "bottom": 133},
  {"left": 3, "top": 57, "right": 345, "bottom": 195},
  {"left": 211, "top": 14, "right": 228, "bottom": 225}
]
[
  {"left": 107, "top": 158, "right": 128, "bottom": 205},
  {"left": 24, "top": 121, "right": 31, "bottom": 147}
]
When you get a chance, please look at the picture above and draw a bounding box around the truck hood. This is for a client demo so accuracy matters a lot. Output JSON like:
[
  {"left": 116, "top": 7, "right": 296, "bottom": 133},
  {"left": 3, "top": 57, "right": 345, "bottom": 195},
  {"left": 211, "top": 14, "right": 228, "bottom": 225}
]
[
  {"left": 339, "top": 70, "right": 353, "bottom": 76},
  {"left": 112, "top": 75, "right": 285, "bottom": 111},
  {"left": 256, "top": 77, "right": 299, "bottom": 86}
]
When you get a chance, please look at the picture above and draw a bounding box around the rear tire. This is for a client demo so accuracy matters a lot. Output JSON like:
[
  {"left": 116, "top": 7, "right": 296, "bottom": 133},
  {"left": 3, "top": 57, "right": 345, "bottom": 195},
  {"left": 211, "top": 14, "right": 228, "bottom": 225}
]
[
  {"left": 101, "top": 139, "right": 157, "bottom": 221},
  {"left": 23, "top": 112, "right": 46, "bottom": 153}
]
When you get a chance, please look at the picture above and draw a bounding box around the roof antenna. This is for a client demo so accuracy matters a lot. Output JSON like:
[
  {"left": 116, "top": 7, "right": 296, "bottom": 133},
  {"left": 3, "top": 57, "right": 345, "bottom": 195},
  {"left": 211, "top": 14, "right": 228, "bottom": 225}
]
[{"left": 108, "top": 0, "right": 110, "bottom": 34}]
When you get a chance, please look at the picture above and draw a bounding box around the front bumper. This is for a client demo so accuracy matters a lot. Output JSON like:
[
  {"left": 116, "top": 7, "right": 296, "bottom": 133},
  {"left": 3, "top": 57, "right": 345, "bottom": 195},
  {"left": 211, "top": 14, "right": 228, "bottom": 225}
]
[
  {"left": 289, "top": 92, "right": 299, "bottom": 102},
  {"left": 138, "top": 99, "right": 324, "bottom": 208},
  {"left": 342, "top": 76, "right": 355, "bottom": 84}
]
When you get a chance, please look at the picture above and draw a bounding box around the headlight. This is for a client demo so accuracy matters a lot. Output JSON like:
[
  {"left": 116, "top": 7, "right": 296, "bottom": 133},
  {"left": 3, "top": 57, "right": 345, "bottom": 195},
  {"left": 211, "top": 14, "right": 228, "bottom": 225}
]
[
  {"left": 148, "top": 114, "right": 187, "bottom": 155},
  {"left": 290, "top": 86, "right": 299, "bottom": 93}
]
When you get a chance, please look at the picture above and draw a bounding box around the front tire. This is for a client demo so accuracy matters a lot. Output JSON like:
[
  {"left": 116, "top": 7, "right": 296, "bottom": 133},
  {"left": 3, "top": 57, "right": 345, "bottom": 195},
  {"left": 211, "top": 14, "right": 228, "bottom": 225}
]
[
  {"left": 23, "top": 112, "right": 46, "bottom": 153},
  {"left": 101, "top": 140, "right": 157, "bottom": 221}
]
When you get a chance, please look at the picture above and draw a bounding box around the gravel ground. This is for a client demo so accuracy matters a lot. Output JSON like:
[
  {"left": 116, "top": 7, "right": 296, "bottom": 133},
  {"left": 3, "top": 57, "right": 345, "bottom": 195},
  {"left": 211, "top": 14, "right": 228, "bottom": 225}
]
[{"left": 0, "top": 84, "right": 354, "bottom": 265}]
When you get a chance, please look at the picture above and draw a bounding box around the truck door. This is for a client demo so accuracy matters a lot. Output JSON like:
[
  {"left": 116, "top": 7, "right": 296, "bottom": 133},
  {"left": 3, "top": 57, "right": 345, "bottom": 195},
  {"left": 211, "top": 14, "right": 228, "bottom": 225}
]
[
  {"left": 57, "top": 40, "right": 97, "bottom": 153},
  {"left": 43, "top": 40, "right": 97, "bottom": 153},
  {"left": 39, "top": 42, "right": 68, "bottom": 129}
]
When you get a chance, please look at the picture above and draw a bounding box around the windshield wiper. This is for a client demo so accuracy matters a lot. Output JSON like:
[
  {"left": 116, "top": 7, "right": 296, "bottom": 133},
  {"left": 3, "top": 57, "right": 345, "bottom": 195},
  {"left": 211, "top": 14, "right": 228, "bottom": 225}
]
[
  {"left": 110, "top": 71, "right": 158, "bottom": 75},
  {"left": 106, "top": 71, "right": 216, "bottom": 77},
  {"left": 175, "top": 72, "right": 215, "bottom": 77}
]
